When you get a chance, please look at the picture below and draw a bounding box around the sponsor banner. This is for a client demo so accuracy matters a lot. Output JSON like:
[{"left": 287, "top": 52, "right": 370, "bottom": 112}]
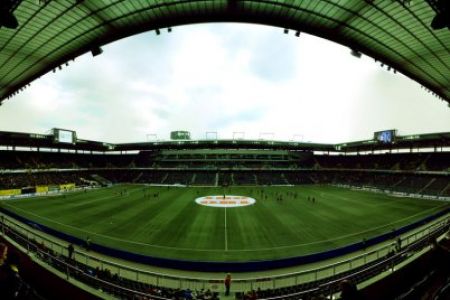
[
  {"left": 60, "top": 183, "right": 76, "bottom": 190},
  {"left": 0, "top": 189, "right": 21, "bottom": 196},
  {"left": 195, "top": 195, "right": 256, "bottom": 208},
  {"left": 36, "top": 186, "right": 49, "bottom": 193}
]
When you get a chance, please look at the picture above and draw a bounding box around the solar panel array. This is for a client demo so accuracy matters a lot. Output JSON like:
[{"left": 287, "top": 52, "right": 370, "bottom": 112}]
[{"left": 0, "top": 0, "right": 449, "bottom": 103}]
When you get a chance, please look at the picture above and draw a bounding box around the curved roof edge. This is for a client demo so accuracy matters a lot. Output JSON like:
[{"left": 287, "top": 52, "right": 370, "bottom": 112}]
[{"left": 0, "top": 1, "right": 449, "bottom": 104}]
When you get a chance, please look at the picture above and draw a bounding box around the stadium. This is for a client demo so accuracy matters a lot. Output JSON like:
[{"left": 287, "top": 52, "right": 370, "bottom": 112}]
[{"left": 0, "top": 1, "right": 450, "bottom": 300}]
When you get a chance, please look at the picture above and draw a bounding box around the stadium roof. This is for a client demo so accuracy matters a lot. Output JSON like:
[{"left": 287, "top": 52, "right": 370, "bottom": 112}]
[
  {"left": 0, "top": 130, "right": 449, "bottom": 153},
  {"left": 0, "top": 0, "right": 449, "bottom": 105}
]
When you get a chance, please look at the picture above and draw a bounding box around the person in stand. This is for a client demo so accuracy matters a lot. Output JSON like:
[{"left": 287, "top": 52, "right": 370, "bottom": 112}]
[
  {"left": 224, "top": 273, "right": 231, "bottom": 296},
  {"left": 339, "top": 279, "right": 362, "bottom": 300},
  {"left": 396, "top": 237, "right": 402, "bottom": 252},
  {"left": 85, "top": 237, "right": 91, "bottom": 251},
  {"left": 0, "top": 243, "right": 24, "bottom": 299},
  {"left": 67, "top": 243, "right": 74, "bottom": 260}
]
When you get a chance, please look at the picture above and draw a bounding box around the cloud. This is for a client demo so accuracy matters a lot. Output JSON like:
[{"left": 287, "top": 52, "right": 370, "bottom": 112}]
[{"left": 0, "top": 23, "right": 448, "bottom": 143}]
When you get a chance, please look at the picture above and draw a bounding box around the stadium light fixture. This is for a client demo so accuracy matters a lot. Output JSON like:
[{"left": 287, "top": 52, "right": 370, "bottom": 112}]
[
  {"left": 426, "top": 0, "right": 450, "bottom": 30},
  {"left": 0, "top": 0, "right": 19, "bottom": 29},
  {"left": 350, "top": 49, "right": 362, "bottom": 58},
  {"left": 91, "top": 46, "right": 103, "bottom": 57}
]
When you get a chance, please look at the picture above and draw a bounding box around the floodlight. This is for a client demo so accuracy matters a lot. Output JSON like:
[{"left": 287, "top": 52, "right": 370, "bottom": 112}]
[
  {"left": 0, "top": 0, "right": 18, "bottom": 29},
  {"left": 427, "top": 0, "right": 450, "bottom": 30},
  {"left": 350, "top": 49, "right": 362, "bottom": 58},
  {"left": 91, "top": 46, "right": 103, "bottom": 57}
]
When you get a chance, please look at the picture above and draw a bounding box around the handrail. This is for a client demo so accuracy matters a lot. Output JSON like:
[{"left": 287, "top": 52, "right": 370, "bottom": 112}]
[{"left": 3, "top": 227, "right": 172, "bottom": 300}]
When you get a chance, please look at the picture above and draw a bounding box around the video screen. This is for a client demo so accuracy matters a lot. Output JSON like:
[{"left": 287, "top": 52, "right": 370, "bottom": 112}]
[
  {"left": 57, "top": 130, "right": 74, "bottom": 143},
  {"left": 374, "top": 130, "right": 395, "bottom": 143}
]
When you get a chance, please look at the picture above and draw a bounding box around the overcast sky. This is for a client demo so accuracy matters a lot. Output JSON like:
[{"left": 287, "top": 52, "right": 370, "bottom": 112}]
[{"left": 0, "top": 23, "right": 449, "bottom": 143}]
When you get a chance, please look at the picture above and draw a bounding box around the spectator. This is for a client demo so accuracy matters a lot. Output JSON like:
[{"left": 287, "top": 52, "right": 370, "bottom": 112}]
[
  {"left": 85, "top": 236, "right": 91, "bottom": 251},
  {"left": 0, "top": 243, "right": 6, "bottom": 265},
  {"left": 0, "top": 244, "right": 24, "bottom": 299},
  {"left": 67, "top": 243, "right": 74, "bottom": 260},
  {"left": 396, "top": 237, "right": 402, "bottom": 252},
  {"left": 340, "top": 279, "right": 363, "bottom": 300},
  {"left": 224, "top": 273, "right": 231, "bottom": 296}
]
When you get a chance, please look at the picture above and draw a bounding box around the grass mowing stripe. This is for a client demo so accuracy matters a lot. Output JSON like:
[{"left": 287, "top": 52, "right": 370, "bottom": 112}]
[
  {"left": 2, "top": 184, "right": 448, "bottom": 262},
  {"left": 224, "top": 207, "right": 228, "bottom": 251}
]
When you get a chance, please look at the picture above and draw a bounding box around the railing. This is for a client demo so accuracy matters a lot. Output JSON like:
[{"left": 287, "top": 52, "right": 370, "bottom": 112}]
[
  {"left": 1, "top": 225, "right": 172, "bottom": 300},
  {"left": 1, "top": 211, "right": 448, "bottom": 294}
]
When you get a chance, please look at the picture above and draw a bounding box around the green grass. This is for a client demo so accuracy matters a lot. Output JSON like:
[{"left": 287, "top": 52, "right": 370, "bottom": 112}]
[{"left": 1, "top": 184, "right": 448, "bottom": 262}]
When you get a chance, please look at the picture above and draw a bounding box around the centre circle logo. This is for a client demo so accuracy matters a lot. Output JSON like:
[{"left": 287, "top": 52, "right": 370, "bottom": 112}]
[{"left": 195, "top": 195, "right": 256, "bottom": 208}]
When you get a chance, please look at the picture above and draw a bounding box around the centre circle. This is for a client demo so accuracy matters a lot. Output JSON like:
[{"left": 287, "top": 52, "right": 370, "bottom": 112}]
[{"left": 195, "top": 195, "right": 256, "bottom": 208}]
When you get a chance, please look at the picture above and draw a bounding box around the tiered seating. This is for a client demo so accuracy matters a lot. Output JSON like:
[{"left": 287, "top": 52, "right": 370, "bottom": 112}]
[
  {"left": 192, "top": 172, "right": 216, "bottom": 185},
  {"left": 0, "top": 172, "right": 85, "bottom": 189},
  {"left": 2, "top": 221, "right": 219, "bottom": 300},
  {"left": 425, "top": 152, "right": 450, "bottom": 171},
  {"left": 257, "top": 172, "right": 287, "bottom": 185},
  {"left": 218, "top": 173, "right": 233, "bottom": 186},
  {"left": 394, "top": 175, "right": 435, "bottom": 194},
  {"left": 164, "top": 172, "right": 193, "bottom": 185},
  {"left": 421, "top": 177, "right": 450, "bottom": 195},
  {"left": 136, "top": 172, "right": 167, "bottom": 184},
  {"left": 233, "top": 172, "right": 256, "bottom": 185}
]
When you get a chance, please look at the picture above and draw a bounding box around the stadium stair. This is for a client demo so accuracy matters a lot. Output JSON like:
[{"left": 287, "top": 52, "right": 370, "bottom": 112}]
[
  {"left": 392, "top": 176, "right": 407, "bottom": 188},
  {"left": 161, "top": 173, "right": 169, "bottom": 184},
  {"left": 439, "top": 182, "right": 450, "bottom": 196},
  {"left": 90, "top": 174, "right": 113, "bottom": 186},
  {"left": 215, "top": 173, "right": 219, "bottom": 186},
  {"left": 132, "top": 172, "right": 143, "bottom": 183},
  {"left": 418, "top": 153, "right": 432, "bottom": 171},
  {"left": 281, "top": 173, "right": 289, "bottom": 185},
  {"left": 308, "top": 175, "right": 319, "bottom": 184},
  {"left": 417, "top": 178, "right": 436, "bottom": 195},
  {"left": 79, "top": 177, "right": 98, "bottom": 186}
]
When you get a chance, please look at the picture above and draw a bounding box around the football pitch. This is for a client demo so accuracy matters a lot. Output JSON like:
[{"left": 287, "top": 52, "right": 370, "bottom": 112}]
[{"left": 1, "top": 184, "right": 448, "bottom": 262}]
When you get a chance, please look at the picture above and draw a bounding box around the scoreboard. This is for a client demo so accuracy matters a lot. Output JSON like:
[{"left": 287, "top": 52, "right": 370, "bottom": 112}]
[
  {"left": 170, "top": 131, "right": 191, "bottom": 140},
  {"left": 374, "top": 130, "right": 396, "bottom": 144},
  {"left": 52, "top": 128, "right": 76, "bottom": 144}
]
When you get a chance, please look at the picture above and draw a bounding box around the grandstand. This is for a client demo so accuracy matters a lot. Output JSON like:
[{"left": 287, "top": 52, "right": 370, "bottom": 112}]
[
  {"left": 0, "top": 128, "right": 449, "bottom": 300},
  {"left": 1, "top": 1, "right": 450, "bottom": 300}
]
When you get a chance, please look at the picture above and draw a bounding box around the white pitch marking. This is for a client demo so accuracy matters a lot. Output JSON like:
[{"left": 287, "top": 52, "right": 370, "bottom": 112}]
[
  {"left": 2, "top": 202, "right": 446, "bottom": 252},
  {"left": 224, "top": 206, "right": 228, "bottom": 251}
]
